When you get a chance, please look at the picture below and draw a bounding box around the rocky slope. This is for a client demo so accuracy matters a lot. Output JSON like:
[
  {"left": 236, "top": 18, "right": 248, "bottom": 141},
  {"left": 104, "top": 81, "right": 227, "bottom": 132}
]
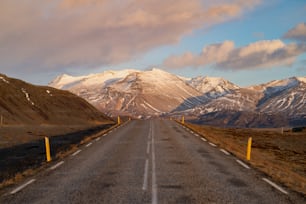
[
  {"left": 0, "top": 74, "right": 112, "bottom": 125},
  {"left": 50, "top": 69, "right": 306, "bottom": 127},
  {"left": 186, "top": 77, "right": 306, "bottom": 127},
  {"left": 50, "top": 69, "right": 206, "bottom": 118}
]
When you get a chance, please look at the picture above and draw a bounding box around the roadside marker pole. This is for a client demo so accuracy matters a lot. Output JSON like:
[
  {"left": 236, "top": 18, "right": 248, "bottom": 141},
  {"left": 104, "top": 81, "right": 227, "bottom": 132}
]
[
  {"left": 117, "top": 116, "right": 121, "bottom": 125},
  {"left": 44, "top": 137, "right": 51, "bottom": 162},
  {"left": 246, "top": 137, "right": 252, "bottom": 161}
]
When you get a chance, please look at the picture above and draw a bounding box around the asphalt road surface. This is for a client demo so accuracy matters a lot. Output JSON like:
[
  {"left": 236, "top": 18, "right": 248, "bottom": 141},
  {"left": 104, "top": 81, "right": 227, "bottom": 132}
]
[{"left": 0, "top": 120, "right": 305, "bottom": 203}]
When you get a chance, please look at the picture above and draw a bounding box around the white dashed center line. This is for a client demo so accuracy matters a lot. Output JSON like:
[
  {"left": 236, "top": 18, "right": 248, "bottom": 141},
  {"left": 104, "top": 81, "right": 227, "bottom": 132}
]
[
  {"left": 95, "top": 137, "right": 101, "bottom": 141},
  {"left": 201, "top": 138, "right": 207, "bottom": 142},
  {"left": 151, "top": 121, "right": 158, "bottom": 204},
  {"left": 142, "top": 159, "right": 149, "bottom": 191},
  {"left": 86, "top": 142, "right": 92, "bottom": 147}
]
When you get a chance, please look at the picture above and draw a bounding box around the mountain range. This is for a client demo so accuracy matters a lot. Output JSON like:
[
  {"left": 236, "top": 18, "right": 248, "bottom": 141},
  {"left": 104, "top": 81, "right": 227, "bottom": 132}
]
[
  {"left": 0, "top": 74, "right": 112, "bottom": 125},
  {"left": 49, "top": 68, "right": 306, "bottom": 128}
]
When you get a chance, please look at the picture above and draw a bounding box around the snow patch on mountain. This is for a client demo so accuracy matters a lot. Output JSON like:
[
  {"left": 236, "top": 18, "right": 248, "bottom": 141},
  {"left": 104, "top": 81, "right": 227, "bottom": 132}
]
[
  {"left": 187, "top": 76, "right": 239, "bottom": 98},
  {"left": 49, "top": 68, "right": 306, "bottom": 127},
  {"left": 0, "top": 76, "right": 9, "bottom": 84},
  {"left": 21, "top": 88, "right": 35, "bottom": 105}
]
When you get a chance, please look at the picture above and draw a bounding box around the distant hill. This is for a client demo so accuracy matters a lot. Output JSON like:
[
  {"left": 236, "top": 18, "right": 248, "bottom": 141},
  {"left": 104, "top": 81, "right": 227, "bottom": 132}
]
[
  {"left": 49, "top": 68, "right": 306, "bottom": 128},
  {"left": 0, "top": 74, "right": 113, "bottom": 125}
]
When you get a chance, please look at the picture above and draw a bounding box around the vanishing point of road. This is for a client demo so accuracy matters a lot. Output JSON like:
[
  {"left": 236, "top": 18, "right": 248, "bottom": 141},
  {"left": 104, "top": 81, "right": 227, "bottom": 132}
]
[{"left": 0, "top": 120, "right": 305, "bottom": 203}]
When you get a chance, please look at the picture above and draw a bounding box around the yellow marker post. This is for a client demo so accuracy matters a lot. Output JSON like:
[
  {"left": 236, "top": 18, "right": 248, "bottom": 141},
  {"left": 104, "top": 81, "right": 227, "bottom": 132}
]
[
  {"left": 246, "top": 137, "right": 252, "bottom": 161},
  {"left": 182, "top": 116, "right": 185, "bottom": 124},
  {"left": 117, "top": 116, "right": 121, "bottom": 125},
  {"left": 44, "top": 137, "right": 51, "bottom": 162}
]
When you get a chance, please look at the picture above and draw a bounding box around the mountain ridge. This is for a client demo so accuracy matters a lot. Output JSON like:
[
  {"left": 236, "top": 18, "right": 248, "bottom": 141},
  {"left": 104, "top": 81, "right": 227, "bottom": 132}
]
[{"left": 49, "top": 69, "right": 306, "bottom": 127}]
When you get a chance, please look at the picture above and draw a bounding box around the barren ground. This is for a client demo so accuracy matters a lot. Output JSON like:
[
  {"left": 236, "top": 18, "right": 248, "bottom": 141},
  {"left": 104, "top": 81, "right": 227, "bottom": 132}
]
[
  {"left": 185, "top": 123, "right": 306, "bottom": 195},
  {"left": 0, "top": 123, "right": 114, "bottom": 189}
]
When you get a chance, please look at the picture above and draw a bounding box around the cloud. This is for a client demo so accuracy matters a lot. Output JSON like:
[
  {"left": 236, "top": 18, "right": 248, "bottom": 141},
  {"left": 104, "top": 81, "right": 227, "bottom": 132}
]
[
  {"left": 283, "top": 23, "right": 306, "bottom": 42},
  {"left": 0, "top": 0, "right": 259, "bottom": 73},
  {"left": 164, "top": 40, "right": 306, "bottom": 70}
]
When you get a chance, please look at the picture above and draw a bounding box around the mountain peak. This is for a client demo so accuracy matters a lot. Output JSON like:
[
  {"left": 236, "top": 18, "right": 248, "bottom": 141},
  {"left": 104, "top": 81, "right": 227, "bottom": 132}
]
[
  {"left": 297, "top": 76, "right": 306, "bottom": 83},
  {"left": 49, "top": 70, "right": 306, "bottom": 127},
  {"left": 187, "top": 75, "right": 239, "bottom": 97}
]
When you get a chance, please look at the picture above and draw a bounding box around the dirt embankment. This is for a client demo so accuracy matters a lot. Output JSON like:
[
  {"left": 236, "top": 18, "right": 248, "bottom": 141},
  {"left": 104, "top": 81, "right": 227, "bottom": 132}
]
[
  {"left": 185, "top": 123, "right": 306, "bottom": 195},
  {"left": 0, "top": 123, "right": 115, "bottom": 189}
]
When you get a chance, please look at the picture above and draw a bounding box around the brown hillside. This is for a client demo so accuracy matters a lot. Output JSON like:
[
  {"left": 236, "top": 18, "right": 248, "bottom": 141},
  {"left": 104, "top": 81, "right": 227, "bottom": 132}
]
[{"left": 0, "top": 74, "right": 113, "bottom": 125}]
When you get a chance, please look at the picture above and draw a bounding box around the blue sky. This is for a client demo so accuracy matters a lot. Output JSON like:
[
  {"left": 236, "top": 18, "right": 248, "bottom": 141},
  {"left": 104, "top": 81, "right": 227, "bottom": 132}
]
[
  {"left": 113, "top": 0, "right": 306, "bottom": 86},
  {"left": 0, "top": 0, "right": 305, "bottom": 86}
]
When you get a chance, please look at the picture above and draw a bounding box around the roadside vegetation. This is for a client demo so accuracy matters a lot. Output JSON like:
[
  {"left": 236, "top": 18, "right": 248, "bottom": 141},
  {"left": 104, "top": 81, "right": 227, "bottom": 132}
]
[{"left": 185, "top": 123, "right": 306, "bottom": 195}]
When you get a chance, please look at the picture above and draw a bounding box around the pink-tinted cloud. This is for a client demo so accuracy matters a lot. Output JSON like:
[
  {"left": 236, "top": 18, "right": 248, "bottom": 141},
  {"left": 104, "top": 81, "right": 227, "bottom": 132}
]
[
  {"left": 0, "top": 0, "right": 259, "bottom": 72},
  {"left": 164, "top": 40, "right": 306, "bottom": 70},
  {"left": 283, "top": 22, "right": 306, "bottom": 42}
]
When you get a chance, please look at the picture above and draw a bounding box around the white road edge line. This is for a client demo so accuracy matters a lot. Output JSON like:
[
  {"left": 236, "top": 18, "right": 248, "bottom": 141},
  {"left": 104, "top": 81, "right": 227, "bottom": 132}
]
[
  {"left": 86, "top": 142, "right": 92, "bottom": 147},
  {"left": 142, "top": 159, "right": 149, "bottom": 191},
  {"left": 72, "top": 150, "right": 81, "bottom": 156},
  {"left": 10, "top": 179, "right": 36, "bottom": 194},
  {"left": 195, "top": 134, "right": 199, "bottom": 137},
  {"left": 262, "top": 178, "right": 288, "bottom": 195},
  {"left": 220, "top": 149, "right": 230, "bottom": 155},
  {"left": 201, "top": 138, "right": 207, "bottom": 142},
  {"left": 95, "top": 137, "right": 101, "bottom": 141},
  {"left": 103, "top": 134, "right": 107, "bottom": 137},
  {"left": 49, "top": 161, "right": 64, "bottom": 170},
  {"left": 208, "top": 142, "right": 217, "bottom": 147},
  {"left": 236, "top": 159, "right": 250, "bottom": 169}
]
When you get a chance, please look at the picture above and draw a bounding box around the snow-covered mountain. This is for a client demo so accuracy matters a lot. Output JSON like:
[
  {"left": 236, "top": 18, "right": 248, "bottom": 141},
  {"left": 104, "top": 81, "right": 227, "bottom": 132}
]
[
  {"left": 187, "top": 76, "right": 239, "bottom": 98},
  {"left": 50, "top": 69, "right": 206, "bottom": 118},
  {"left": 49, "top": 69, "right": 306, "bottom": 127},
  {"left": 255, "top": 77, "right": 306, "bottom": 117},
  {"left": 186, "top": 77, "right": 306, "bottom": 127}
]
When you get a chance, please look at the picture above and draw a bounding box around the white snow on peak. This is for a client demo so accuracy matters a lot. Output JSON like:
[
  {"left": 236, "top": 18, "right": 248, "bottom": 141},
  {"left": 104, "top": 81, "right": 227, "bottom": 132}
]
[
  {"left": 49, "top": 74, "right": 86, "bottom": 89},
  {"left": 265, "top": 77, "right": 299, "bottom": 88},
  {"left": 49, "top": 69, "right": 138, "bottom": 90},
  {"left": 297, "top": 76, "right": 306, "bottom": 83},
  {"left": 259, "top": 77, "right": 301, "bottom": 95},
  {"left": 188, "top": 76, "right": 239, "bottom": 94}
]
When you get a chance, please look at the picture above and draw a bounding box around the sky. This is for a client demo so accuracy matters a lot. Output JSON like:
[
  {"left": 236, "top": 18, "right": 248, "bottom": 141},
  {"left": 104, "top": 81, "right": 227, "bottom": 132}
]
[{"left": 0, "top": 0, "right": 306, "bottom": 87}]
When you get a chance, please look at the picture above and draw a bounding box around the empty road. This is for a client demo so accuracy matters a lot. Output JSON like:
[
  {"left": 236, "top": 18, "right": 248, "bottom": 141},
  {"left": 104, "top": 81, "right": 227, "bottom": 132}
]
[{"left": 0, "top": 120, "right": 304, "bottom": 203}]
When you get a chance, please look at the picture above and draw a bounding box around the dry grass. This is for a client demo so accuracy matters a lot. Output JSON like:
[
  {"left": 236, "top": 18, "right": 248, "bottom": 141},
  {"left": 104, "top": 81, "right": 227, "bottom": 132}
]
[
  {"left": 0, "top": 123, "right": 119, "bottom": 192},
  {"left": 0, "top": 166, "right": 44, "bottom": 193},
  {"left": 185, "top": 123, "right": 306, "bottom": 195}
]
